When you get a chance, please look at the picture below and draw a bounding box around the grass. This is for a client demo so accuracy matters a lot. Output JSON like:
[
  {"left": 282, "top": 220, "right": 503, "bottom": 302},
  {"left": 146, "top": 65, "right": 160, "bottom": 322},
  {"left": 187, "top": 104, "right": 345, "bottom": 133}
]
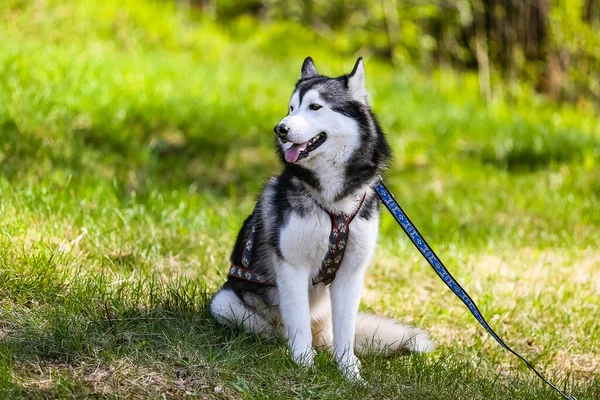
[{"left": 1, "top": 0, "right": 599, "bottom": 398}]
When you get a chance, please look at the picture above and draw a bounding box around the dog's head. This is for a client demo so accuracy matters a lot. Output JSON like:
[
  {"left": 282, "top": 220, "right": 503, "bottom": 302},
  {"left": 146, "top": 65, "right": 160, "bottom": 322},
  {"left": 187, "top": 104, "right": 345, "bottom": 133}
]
[{"left": 274, "top": 57, "right": 373, "bottom": 166}]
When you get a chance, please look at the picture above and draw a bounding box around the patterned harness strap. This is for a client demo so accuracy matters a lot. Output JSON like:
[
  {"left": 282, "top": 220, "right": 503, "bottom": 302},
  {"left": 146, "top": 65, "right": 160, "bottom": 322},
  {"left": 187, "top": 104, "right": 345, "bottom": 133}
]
[
  {"left": 228, "top": 193, "right": 367, "bottom": 286},
  {"left": 228, "top": 225, "right": 273, "bottom": 284},
  {"left": 311, "top": 194, "right": 365, "bottom": 285}
]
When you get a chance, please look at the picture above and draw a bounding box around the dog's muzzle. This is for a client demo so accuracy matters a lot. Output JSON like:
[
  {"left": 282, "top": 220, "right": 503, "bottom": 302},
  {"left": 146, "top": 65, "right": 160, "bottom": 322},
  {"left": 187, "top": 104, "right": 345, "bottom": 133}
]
[{"left": 274, "top": 123, "right": 289, "bottom": 140}]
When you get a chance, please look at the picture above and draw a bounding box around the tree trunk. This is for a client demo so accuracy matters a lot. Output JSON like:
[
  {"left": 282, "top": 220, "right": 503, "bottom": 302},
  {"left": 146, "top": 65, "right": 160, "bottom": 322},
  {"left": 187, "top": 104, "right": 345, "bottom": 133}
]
[
  {"left": 382, "top": 0, "right": 402, "bottom": 65},
  {"left": 474, "top": 0, "right": 491, "bottom": 102},
  {"left": 585, "top": 0, "right": 600, "bottom": 28}
]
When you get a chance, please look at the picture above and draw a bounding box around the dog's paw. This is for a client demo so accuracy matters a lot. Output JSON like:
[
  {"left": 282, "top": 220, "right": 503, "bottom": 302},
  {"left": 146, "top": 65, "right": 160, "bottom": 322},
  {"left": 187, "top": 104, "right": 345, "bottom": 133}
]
[
  {"left": 292, "top": 348, "right": 316, "bottom": 368},
  {"left": 345, "top": 368, "right": 366, "bottom": 386},
  {"left": 409, "top": 329, "right": 435, "bottom": 353},
  {"left": 338, "top": 354, "right": 365, "bottom": 384}
]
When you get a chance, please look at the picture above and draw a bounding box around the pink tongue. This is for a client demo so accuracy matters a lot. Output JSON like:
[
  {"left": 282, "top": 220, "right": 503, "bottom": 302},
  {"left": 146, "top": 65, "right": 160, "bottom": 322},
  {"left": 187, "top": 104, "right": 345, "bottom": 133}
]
[{"left": 285, "top": 142, "right": 308, "bottom": 163}]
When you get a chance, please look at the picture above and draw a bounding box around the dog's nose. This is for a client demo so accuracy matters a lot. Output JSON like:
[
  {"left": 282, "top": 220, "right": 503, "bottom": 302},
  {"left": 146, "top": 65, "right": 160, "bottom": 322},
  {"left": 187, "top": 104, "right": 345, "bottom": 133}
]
[{"left": 274, "top": 123, "right": 289, "bottom": 139}]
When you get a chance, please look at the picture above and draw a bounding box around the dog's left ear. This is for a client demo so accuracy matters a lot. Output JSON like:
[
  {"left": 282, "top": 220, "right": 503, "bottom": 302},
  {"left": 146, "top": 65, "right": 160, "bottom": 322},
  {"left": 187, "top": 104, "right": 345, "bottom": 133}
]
[
  {"left": 301, "top": 57, "right": 318, "bottom": 79},
  {"left": 346, "top": 57, "right": 367, "bottom": 104}
]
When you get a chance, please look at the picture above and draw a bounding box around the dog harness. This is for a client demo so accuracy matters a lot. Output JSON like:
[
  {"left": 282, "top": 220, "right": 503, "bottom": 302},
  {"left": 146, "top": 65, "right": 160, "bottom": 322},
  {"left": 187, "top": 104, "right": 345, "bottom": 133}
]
[{"left": 228, "top": 194, "right": 366, "bottom": 286}]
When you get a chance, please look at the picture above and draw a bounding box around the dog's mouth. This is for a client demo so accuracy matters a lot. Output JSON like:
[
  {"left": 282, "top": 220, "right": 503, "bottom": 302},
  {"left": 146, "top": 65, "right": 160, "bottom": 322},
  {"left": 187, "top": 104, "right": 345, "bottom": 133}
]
[{"left": 284, "top": 133, "right": 327, "bottom": 163}]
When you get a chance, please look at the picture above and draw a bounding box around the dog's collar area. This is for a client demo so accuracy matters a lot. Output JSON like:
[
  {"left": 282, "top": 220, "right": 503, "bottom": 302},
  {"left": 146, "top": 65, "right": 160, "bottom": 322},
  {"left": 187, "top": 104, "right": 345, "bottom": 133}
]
[
  {"left": 228, "top": 193, "right": 367, "bottom": 287},
  {"left": 299, "top": 181, "right": 367, "bottom": 217}
]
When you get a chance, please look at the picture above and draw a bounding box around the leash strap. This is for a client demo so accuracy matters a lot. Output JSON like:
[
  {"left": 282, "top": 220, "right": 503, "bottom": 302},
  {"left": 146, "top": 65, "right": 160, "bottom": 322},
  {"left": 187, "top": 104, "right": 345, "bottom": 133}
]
[{"left": 375, "top": 179, "right": 575, "bottom": 400}]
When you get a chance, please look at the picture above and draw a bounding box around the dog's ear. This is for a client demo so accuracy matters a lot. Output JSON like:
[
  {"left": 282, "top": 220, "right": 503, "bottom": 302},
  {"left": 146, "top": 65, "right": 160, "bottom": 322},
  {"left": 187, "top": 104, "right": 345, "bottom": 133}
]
[
  {"left": 300, "top": 57, "right": 318, "bottom": 79},
  {"left": 346, "top": 57, "right": 367, "bottom": 104}
]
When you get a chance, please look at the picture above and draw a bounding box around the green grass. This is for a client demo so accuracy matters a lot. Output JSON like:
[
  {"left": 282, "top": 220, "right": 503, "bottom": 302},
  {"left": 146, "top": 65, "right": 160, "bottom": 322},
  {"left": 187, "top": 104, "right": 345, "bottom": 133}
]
[{"left": 1, "top": 0, "right": 599, "bottom": 398}]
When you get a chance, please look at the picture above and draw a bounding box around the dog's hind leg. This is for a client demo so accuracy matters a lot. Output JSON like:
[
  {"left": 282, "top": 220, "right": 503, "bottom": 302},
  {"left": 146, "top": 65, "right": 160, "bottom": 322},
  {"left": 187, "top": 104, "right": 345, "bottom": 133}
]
[
  {"left": 310, "top": 287, "right": 333, "bottom": 349},
  {"left": 210, "top": 288, "right": 278, "bottom": 340},
  {"left": 311, "top": 316, "right": 333, "bottom": 348}
]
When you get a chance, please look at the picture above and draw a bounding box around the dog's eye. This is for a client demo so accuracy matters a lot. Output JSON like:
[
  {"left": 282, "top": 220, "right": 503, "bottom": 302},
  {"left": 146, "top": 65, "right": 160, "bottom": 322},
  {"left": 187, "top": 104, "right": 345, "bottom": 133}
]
[
  {"left": 309, "top": 104, "right": 322, "bottom": 111},
  {"left": 289, "top": 106, "right": 294, "bottom": 112}
]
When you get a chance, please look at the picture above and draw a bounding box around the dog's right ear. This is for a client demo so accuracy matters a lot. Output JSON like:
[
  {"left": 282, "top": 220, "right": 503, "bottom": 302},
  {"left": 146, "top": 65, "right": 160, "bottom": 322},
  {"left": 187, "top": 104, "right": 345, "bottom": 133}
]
[
  {"left": 300, "top": 57, "right": 318, "bottom": 79},
  {"left": 346, "top": 57, "right": 367, "bottom": 104}
]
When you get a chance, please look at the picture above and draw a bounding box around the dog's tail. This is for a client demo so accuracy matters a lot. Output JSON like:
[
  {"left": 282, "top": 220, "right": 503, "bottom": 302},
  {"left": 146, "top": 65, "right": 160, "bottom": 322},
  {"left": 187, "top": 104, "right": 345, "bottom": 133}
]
[{"left": 354, "top": 312, "right": 434, "bottom": 355}]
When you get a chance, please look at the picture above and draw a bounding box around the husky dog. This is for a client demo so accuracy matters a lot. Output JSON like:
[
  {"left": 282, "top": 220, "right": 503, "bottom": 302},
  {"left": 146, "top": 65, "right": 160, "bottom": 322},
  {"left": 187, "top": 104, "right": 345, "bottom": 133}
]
[{"left": 210, "top": 57, "right": 433, "bottom": 381}]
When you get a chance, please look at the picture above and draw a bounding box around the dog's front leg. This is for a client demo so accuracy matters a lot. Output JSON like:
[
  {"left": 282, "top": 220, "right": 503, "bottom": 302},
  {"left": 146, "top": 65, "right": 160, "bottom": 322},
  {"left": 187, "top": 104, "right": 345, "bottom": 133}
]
[
  {"left": 276, "top": 262, "right": 314, "bottom": 367},
  {"left": 330, "top": 268, "right": 365, "bottom": 382}
]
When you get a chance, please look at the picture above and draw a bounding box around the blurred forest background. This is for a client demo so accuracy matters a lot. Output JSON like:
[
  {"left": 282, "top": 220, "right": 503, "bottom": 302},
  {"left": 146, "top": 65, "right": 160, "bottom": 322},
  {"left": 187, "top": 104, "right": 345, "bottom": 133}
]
[
  {"left": 183, "top": 0, "right": 600, "bottom": 105},
  {"left": 1, "top": 0, "right": 599, "bottom": 398}
]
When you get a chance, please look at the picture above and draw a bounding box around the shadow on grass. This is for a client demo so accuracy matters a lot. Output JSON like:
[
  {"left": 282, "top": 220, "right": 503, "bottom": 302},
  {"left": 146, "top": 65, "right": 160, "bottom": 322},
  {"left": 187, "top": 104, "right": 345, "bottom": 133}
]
[
  {"left": 463, "top": 125, "right": 599, "bottom": 172},
  {"left": 0, "top": 232, "right": 595, "bottom": 399},
  {"left": 0, "top": 287, "right": 594, "bottom": 400},
  {"left": 0, "top": 115, "right": 278, "bottom": 201},
  {"left": 0, "top": 295, "right": 280, "bottom": 398}
]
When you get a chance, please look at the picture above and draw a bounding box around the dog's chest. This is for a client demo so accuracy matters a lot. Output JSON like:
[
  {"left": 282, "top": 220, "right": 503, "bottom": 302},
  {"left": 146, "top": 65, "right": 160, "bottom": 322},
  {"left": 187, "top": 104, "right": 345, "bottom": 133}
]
[{"left": 279, "top": 208, "right": 378, "bottom": 277}]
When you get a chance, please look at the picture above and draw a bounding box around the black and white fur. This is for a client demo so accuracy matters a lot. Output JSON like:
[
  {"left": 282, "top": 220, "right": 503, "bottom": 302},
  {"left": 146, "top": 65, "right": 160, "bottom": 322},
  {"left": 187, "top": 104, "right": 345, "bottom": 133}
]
[{"left": 210, "top": 57, "right": 433, "bottom": 381}]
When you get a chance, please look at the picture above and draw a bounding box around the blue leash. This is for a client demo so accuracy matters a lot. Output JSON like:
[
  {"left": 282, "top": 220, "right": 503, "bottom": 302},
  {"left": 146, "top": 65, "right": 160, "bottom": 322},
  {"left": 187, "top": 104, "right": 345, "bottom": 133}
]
[{"left": 375, "top": 179, "right": 575, "bottom": 400}]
